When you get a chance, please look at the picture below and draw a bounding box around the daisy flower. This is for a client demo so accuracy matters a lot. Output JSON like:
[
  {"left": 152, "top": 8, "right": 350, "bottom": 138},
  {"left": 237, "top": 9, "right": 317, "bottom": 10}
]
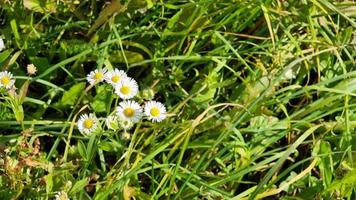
[
  {"left": 144, "top": 101, "right": 167, "bottom": 122},
  {"left": 0, "top": 71, "right": 15, "bottom": 89},
  {"left": 77, "top": 113, "right": 99, "bottom": 135},
  {"left": 105, "top": 69, "right": 127, "bottom": 86},
  {"left": 55, "top": 191, "right": 69, "bottom": 200},
  {"left": 114, "top": 77, "right": 138, "bottom": 99},
  {"left": 116, "top": 100, "right": 142, "bottom": 123},
  {"left": 0, "top": 38, "right": 4, "bottom": 51},
  {"left": 86, "top": 69, "right": 107, "bottom": 85}
]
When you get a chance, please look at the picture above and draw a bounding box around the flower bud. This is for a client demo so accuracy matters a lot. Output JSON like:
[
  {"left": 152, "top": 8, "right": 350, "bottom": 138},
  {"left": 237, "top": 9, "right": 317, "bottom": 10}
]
[
  {"left": 118, "top": 116, "right": 134, "bottom": 131},
  {"left": 141, "top": 88, "right": 155, "bottom": 100},
  {"left": 27, "top": 64, "right": 37, "bottom": 76},
  {"left": 105, "top": 115, "right": 120, "bottom": 130}
]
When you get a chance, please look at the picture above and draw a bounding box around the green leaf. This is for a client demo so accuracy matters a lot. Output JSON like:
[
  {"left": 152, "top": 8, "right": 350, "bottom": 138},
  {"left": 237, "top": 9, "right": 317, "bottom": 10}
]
[
  {"left": 145, "top": 0, "right": 153, "bottom": 8},
  {"left": 318, "top": 141, "right": 333, "bottom": 186},
  {"left": 297, "top": 183, "right": 323, "bottom": 199},
  {"left": 29, "top": 57, "right": 50, "bottom": 74},
  {"left": 23, "top": 0, "right": 56, "bottom": 13},
  {"left": 69, "top": 178, "right": 89, "bottom": 195},
  {"left": 98, "top": 139, "right": 123, "bottom": 152},
  {"left": 86, "top": 133, "right": 97, "bottom": 161},
  {"left": 0, "top": 50, "right": 12, "bottom": 64},
  {"left": 86, "top": 0, "right": 125, "bottom": 36},
  {"left": 165, "top": 9, "right": 182, "bottom": 30},
  {"left": 109, "top": 50, "right": 144, "bottom": 64},
  {"left": 18, "top": 80, "right": 30, "bottom": 104},
  {"left": 59, "top": 82, "right": 85, "bottom": 107},
  {"left": 327, "top": 168, "right": 356, "bottom": 197},
  {"left": 77, "top": 140, "right": 87, "bottom": 160},
  {"left": 44, "top": 174, "right": 53, "bottom": 196},
  {"left": 10, "top": 19, "right": 20, "bottom": 41},
  {"left": 9, "top": 98, "right": 24, "bottom": 123},
  {"left": 14, "top": 108, "right": 24, "bottom": 123},
  {"left": 91, "top": 85, "right": 111, "bottom": 113},
  {"left": 162, "top": 4, "right": 208, "bottom": 37},
  {"left": 191, "top": 65, "right": 221, "bottom": 103}
]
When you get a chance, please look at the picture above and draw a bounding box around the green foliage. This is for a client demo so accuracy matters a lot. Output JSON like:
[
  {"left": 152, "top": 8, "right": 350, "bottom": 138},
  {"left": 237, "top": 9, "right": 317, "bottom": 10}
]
[
  {"left": 90, "top": 85, "right": 113, "bottom": 113},
  {"left": 59, "top": 82, "right": 86, "bottom": 108},
  {"left": 0, "top": 0, "right": 355, "bottom": 199}
]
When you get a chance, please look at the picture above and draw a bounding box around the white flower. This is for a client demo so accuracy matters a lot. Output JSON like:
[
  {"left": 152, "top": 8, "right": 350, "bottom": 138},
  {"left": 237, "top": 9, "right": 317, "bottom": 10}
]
[
  {"left": 116, "top": 100, "right": 142, "bottom": 123},
  {"left": 77, "top": 113, "right": 99, "bottom": 135},
  {"left": 55, "top": 191, "right": 69, "bottom": 200},
  {"left": 0, "top": 38, "right": 4, "bottom": 51},
  {"left": 26, "top": 64, "right": 37, "bottom": 75},
  {"left": 86, "top": 69, "right": 107, "bottom": 85},
  {"left": 0, "top": 71, "right": 15, "bottom": 89},
  {"left": 282, "top": 67, "right": 300, "bottom": 80},
  {"left": 283, "top": 68, "right": 296, "bottom": 80},
  {"left": 144, "top": 101, "right": 167, "bottom": 122},
  {"left": 105, "top": 69, "right": 127, "bottom": 86},
  {"left": 114, "top": 77, "right": 138, "bottom": 99}
]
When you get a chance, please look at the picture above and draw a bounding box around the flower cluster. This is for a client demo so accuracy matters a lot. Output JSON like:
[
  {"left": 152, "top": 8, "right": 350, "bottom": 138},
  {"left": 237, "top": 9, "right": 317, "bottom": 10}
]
[{"left": 77, "top": 68, "right": 167, "bottom": 136}]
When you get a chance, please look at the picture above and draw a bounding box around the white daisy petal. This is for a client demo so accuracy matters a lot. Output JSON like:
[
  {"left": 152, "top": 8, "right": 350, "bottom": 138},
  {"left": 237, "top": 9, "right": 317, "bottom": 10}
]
[
  {"left": 0, "top": 71, "right": 15, "bottom": 89},
  {"left": 55, "top": 191, "right": 69, "bottom": 200},
  {"left": 105, "top": 69, "right": 127, "bottom": 86},
  {"left": 86, "top": 69, "right": 107, "bottom": 85},
  {"left": 77, "top": 113, "right": 99, "bottom": 135},
  {"left": 114, "top": 77, "right": 138, "bottom": 99},
  {"left": 116, "top": 100, "right": 142, "bottom": 123},
  {"left": 0, "top": 38, "right": 5, "bottom": 52},
  {"left": 144, "top": 101, "right": 167, "bottom": 122}
]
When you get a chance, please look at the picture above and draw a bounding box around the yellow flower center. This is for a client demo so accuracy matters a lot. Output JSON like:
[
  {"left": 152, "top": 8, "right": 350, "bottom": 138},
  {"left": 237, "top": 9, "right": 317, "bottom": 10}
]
[
  {"left": 94, "top": 72, "right": 104, "bottom": 80},
  {"left": 83, "top": 119, "right": 94, "bottom": 129},
  {"left": 124, "top": 108, "right": 135, "bottom": 117},
  {"left": 120, "top": 86, "right": 131, "bottom": 95},
  {"left": 111, "top": 75, "right": 120, "bottom": 83},
  {"left": 150, "top": 107, "right": 160, "bottom": 117},
  {"left": 1, "top": 76, "right": 10, "bottom": 85}
]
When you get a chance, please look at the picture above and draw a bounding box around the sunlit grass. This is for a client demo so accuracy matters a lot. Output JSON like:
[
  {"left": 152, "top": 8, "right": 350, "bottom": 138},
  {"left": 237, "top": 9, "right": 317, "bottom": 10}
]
[{"left": 0, "top": 0, "right": 355, "bottom": 199}]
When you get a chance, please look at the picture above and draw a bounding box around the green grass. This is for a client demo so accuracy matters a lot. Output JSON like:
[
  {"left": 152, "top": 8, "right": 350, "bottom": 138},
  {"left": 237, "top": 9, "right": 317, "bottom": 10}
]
[{"left": 0, "top": 0, "right": 356, "bottom": 199}]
